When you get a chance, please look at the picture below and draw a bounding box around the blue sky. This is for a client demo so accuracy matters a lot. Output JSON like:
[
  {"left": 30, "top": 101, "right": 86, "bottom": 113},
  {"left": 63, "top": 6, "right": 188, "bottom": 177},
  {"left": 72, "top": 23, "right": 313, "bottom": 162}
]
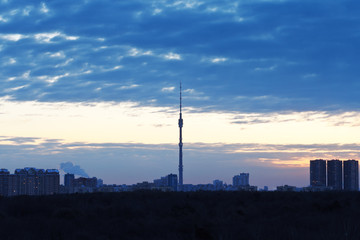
[{"left": 1, "top": 0, "right": 360, "bottom": 188}]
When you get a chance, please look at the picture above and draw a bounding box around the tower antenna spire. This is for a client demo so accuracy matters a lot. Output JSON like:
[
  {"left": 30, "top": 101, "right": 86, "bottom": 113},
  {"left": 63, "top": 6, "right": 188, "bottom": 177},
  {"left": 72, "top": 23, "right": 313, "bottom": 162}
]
[
  {"left": 178, "top": 81, "right": 183, "bottom": 191},
  {"left": 180, "top": 81, "right": 182, "bottom": 114}
]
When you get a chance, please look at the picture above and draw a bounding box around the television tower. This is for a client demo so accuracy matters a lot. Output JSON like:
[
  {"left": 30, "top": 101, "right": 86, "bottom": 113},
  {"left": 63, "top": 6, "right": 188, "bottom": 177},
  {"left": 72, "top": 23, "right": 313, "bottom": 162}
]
[{"left": 178, "top": 81, "right": 183, "bottom": 191}]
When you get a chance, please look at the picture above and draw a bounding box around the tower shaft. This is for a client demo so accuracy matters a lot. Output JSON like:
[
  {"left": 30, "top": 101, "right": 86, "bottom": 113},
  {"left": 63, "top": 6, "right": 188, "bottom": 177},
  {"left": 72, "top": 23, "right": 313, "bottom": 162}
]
[{"left": 178, "top": 82, "right": 183, "bottom": 191}]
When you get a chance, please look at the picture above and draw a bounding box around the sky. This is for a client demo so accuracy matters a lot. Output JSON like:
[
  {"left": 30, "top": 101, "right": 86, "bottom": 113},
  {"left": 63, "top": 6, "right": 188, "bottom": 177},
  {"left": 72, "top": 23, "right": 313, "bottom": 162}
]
[{"left": 1, "top": 0, "right": 360, "bottom": 189}]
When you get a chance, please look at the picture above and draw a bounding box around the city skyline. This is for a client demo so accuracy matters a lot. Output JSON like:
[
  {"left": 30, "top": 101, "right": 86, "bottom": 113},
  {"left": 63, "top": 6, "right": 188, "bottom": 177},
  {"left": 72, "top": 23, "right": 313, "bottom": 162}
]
[
  {"left": 1, "top": 0, "right": 360, "bottom": 189},
  {"left": 2, "top": 158, "right": 359, "bottom": 194}
]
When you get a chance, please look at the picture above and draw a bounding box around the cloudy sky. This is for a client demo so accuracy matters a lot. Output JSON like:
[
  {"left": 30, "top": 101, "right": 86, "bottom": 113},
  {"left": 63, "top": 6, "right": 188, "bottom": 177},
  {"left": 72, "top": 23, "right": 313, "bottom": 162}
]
[{"left": 1, "top": 0, "right": 360, "bottom": 188}]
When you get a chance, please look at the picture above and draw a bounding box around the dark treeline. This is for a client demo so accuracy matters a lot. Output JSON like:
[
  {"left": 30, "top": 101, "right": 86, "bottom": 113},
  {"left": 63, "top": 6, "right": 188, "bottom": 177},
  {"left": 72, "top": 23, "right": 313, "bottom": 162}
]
[{"left": 0, "top": 191, "right": 360, "bottom": 239}]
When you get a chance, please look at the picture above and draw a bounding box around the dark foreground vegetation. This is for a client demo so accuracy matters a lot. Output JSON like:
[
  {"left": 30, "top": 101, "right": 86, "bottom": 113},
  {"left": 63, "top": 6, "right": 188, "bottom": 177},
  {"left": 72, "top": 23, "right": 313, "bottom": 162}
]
[{"left": 1, "top": 191, "right": 360, "bottom": 239}]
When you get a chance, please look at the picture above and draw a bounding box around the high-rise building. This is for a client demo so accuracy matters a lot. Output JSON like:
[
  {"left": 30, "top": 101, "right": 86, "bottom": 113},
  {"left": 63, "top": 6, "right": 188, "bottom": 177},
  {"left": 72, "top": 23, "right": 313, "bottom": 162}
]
[
  {"left": 310, "top": 159, "right": 326, "bottom": 187},
  {"left": 44, "top": 169, "right": 60, "bottom": 195},
  {"left": 3, "top": 168, "right": 60, "bottom": 196},
  {"left": 233, "top": 173, "right": 250, "bottom": 187},
  {"left": 0, "top": 169, "right": 9, "bottom": 196},
  {"left": 344, "top": 160, "right": 359, "bottom": 191},
  {"left": 64, "top": 173, "right": 75, "bottom": 193},
  {"left": 23, "top": 167, "right": 44, "bottom": 195},
  {"left": 15, "top": 169, "right": 27, "bottom": 195},
  {"left": 153, "top": 176, "right": 167, "bottom": 188},
  {"left": 167, "top": 174, "right": 178, "bottom": 191},
  {"left": 8, "top": 174, "right": 17, "bottom": 196},
  {"left": 153, "top": 174, "right": 178, "bottom": 191},
  {"left": 327, "top": 160, "right": 342, "bottom": 190},
  {"left": 97, "top": 179, "right": 103, "bottom": 187}
]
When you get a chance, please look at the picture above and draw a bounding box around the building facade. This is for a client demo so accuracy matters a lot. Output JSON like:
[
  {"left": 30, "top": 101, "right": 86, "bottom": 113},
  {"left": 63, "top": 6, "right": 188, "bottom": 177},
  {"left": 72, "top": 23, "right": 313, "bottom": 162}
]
[
  {"left": 233, "top": 173, "right": 250, "bottom": 187},
  {"left": 0, "top": 168, "right": 59, "bottom": 197},
  {"left": 213, "top": 180, "right": 224, "bottom": 190},
  {"left": 310, "top": 159, "right": 326, "bottom": 187},
  {"left": 344, "top": 160, "right": 359, "bottom": 191},
  {"left": 64, "top": 173, "right": 75, "bottom": 193},
  {"left": 0, "top": 169, "right": 9, "bottom": 196},
  {"left": 153, "top": 174, "right": 178, "bottom": 191},
  {"left": 327, "top": 160, "right": 342, "bottom": 190}
]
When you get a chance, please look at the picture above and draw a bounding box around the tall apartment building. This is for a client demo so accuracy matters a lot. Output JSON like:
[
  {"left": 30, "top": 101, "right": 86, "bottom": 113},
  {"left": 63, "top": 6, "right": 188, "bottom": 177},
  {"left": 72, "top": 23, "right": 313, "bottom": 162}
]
[
  {"left": 310, "top": 159, "right": 326, "bottom": 187},
  {"left": 327, "top": 160, "right": 342, "bottom": 190},
  {"left": 45, "top": 169, "right": 60, "bottom": 195},
  {"left": 153, "top": 174, "right": 178, "bottom": 191},
  {"left": 0, "top": 168, "right": 59, "bottom": 196},
  {"left": 15, "top": 169, "right": 27, "bottom": 195},
  {"left": 64, "top": 173, "right": 75, "bottom": 193},
  {"left": 344, "top": 160, "right": 359, "bottom": 191},
  {"left": 8, "top": 174, "right": 17, "bottom": 196},
  {"left": 233, "top": 173, "right": 249, "bottom": 187},
  {"left": 167, "top": 174, "right": 178, "bottom": 191},
  {"left": 0, "top": 169, "right": 9, "bottom": 196}
]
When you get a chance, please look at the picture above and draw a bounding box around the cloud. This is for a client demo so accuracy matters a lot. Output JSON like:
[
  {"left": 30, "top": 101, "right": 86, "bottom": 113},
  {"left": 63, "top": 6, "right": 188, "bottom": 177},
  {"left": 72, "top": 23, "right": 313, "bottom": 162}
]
[
  {"left": 182, "top": 88, "right": 209, "bottom": 100},
  {"left": 22, "top": 6, "right": 33, "bottom": 16},
  {"left": 0, "top": 15, "right": 8, "bottom": 22},
  {"left": 0, "top": 136, "right": 39, "bottom": 144},
  {"left": 0, "top": 33, "right": 25, "bottom": 41},
  {"left": 22, "top": 71, "right": 31, "bottom": 79},
  {"left": 128, "top": 48, "right": 153, "bottom": 57},
  {"left": 34, "top": 32, "right": 79, "bottom": 43},
  {"left": 3, "top": 84, "right": 29, "bottom": 93},
  {"left": 254, "top": 65, "right": 277, "bottom": 71},
  {"left": 161, "top": 86, "right": 175, "bottom": 92},
  {"left": 0, "top": 32, "right": 78, "bottom": 43},
  {"left": 39, "top": 2, "right": 49, "bottom": 14},
  {"left": 152, "top": 8, "right": 162, "bottom": 15},
  {"left": 210, "top": 57, "right": 227, "bottom": 63},
  {"left": 55, "top": 58, "right": 73, "bottom": 67},
  {"left": 163, "top": 52, "right": 181, "bottom": 60},
  {"left": 8, "top": 58, "right": 16, "bottom": 64},
  {"left": 120, "top": 84, "right": 140, "bottom": 90},
  {"left": 165, "top": 0, "right": 204, "bottom": 10},
  {"left": 37, "top": 73, "right": 70, "bottom": 84}
]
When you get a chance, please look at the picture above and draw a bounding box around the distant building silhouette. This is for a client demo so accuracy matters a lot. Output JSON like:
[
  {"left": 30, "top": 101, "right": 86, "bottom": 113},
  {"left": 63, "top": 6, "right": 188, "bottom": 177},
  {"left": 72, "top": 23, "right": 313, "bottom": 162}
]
[
  {"left": 73, "top": 177, "right": 97, "bottom": 188},
  {"left": 132, "top": 181, "right": 153, "bottom": 191},
  {"left": 0, "top": 168, "right": 59, "bottom": 196},
  {"left": 213, "top": 180, "right": 224, "bottom": 191},
  {"left": 276, "top": 185, "right": 296, "bottom": 192},
  {"left": 44, "top": 169, "right": 60, "bottom": 195},
  {"left": 344, "top": 160, "right": 359, "bottom": 191},
  {"left": 153, "top": 174, "right": 178, "bottom": 191},
  {"left": 8, "top": 174, "right": 17, "bottom": 196},
  {"left": 233, "top": 173, "right": 249, "bottom": 187},
  {"left": 97, "top": 178, "right": 104, "bottom": 187},
  {"left": 73, "top": 177, "right": 97, "bottom": 193},
  {"left": 64, "top": 173, "right": 75, "bottom": 193},
  {"left": 167, "top": 174, "right": 178, "bottom": 191},
  {"left": 310, "top": 159, "right": 326, "bottom": 187},
  {"left": 327, "top": 160, "right": 342, "bottom": 190},
  {"left": 0, "top": 169, "right": 9, "bottom": 196}
]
